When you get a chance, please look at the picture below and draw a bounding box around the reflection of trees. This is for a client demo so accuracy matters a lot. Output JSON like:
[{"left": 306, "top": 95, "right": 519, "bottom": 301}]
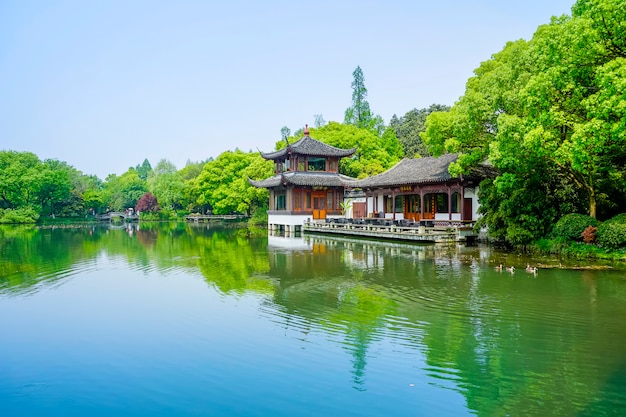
[
  {"left": 194, "top": 228, "right": 272, "bottom": 294},
  {"left": 3, "top": 226, "right": 626, "bottom": 414},
  {"left": 0, "top": 225, "right": 104, "bottom": 293},
  {"left": 269, "top": 238, "right": 404, "bottom": 389},
  {"left": 267, "top": 236, "right": 626, "bottom": 414},
  {"left": 0, "top": 223, "right": 272, "bottom": 297}
]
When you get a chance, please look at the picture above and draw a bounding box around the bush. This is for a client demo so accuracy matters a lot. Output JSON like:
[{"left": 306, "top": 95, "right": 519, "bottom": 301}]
[
  {"left": 581, "top": 225, "right": 597, "bottom": 244},
  {"left": 249, "top": 207, "right": 268, "bottom": 226},
  {"left": 0, "top": 207, "right": 39, "bottom": 224},
  {"left": 551, "top": 213, "right": 599, "bottom": 242},
  {"left": 607, "top": 213, "right": 626, "bottom": 223},
  {"left": 597, "top": 215, "right": 626, "bottom": 249}
]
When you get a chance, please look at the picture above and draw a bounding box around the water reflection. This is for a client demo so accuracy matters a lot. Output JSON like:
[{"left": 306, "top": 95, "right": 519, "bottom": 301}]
[{"left": 1, "top": 224, "right": 625, "bottom": 415}]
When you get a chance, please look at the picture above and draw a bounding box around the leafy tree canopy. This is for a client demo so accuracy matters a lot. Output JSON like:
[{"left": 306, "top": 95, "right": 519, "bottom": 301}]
[
  {"left": 190, "top": 150, "right": 272, "bottom": 215},
  {"left": 389, "top": 104, "right": 450, "bottom": 158},
  {"left": 147, "top": 159, "right": 184, "bottom": 210},
  {"left": 423, "top": 0, "right": 626, "bottom": 243},
  {"left": 102, "top": 169, "right": 148, "bottom": 211}
]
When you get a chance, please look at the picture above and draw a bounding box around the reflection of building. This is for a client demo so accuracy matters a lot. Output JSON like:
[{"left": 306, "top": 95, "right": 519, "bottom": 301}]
[
  {"left": 346, "top": 154, "right": 491, "bottom": 225},
  {"left": 249, "top": 126, "right": 356, "bottom": 233}
]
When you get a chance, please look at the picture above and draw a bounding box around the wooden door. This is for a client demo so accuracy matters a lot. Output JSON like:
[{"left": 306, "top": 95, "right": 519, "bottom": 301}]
[
  {"left": 353, "top": 202, "right": 366, "bottom": 219},
  {"left": 312, "top": 192, "right": 327, "bottom": 219},
  {"left": 463, "top": 198, "right": 473, "bottom": 221}
]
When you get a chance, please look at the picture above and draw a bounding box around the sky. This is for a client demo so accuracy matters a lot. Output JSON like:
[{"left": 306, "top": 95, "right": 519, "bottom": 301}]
[{"left": 1, "top": 0, "right": 576, "bottom": 179}]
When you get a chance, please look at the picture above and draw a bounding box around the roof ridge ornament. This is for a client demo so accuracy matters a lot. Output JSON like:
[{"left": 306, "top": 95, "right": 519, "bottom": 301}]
[{"left": 303, "top": 124, "right": 309, "bottom": 136}]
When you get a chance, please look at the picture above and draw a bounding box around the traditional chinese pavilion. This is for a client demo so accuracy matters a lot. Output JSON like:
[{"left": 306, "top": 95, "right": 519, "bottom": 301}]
[
  {"left": 249, "top": 126, "right": 356, "bottom": 233},
  {"left": 345, "top": 154, "right": 491, "bottom": 225}
]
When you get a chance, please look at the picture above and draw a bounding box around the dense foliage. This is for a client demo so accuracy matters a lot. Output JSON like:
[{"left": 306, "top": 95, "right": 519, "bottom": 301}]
[
  {"left": 389, "top": 104, "right": 450, "bottom": 158},
  {"left": 423, "top": 0, "right": 626, "bottom": 245},
  {"left": 188, "top": 150, "right": 273, "bottom": 216},
  {"left": 596, "top": 214, "right": 626, "bottom": 249},
  {"left": 551, "top": 213, "right": 600, "bottom": 242}
]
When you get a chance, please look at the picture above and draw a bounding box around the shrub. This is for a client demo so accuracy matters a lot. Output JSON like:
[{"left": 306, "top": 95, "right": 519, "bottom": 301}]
[
  {"left": 597, "top": 215, "right": 626, "bottom": 249},
  {"left": 581, "top": 225, "right": 597, "bottom": 244},
  {"left": 551, "top": 213, "right": 599, "bottom": 242},
  {"left": 0, "top": 207, "right": 39, "bottom": 224},
  {"left": 607, "top": 213, "right": 626, "bottom": 223},
  {"left": 136, "top": 192, "right": 159, "bottom": 213}
]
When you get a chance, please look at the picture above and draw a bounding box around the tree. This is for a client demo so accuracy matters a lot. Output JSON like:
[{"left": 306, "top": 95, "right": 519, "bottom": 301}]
[
  {"left": 135, "top": 159, "right": 152, "bottom": 181},
  {"left": 37, "top": 159, "right": 72, "bottom": 217},
  {"left": 280, "top": 126, "right": 291, "bottom": 140},
  {"left": 0, "top": 151, "right": 44, "bottom": 211},
  {"left": 313, "top": 114, "right": 326, "bottom": 128},
  {"left": 344, "top": 66, "right": 385, "bottom": 135},
  {"left": 147, "top": 159, "right": 184, "bottom": 209},
  {"left": 135, "top": 192, "right": 159, "bottom": 213},
  {"left": 390, "top": 104, "right": 450, "bottom": 158},
  {"left": 180, "top": 160, "right": 207, "bottom": 181},
  {"left": 102, "top": 170, "right": 148, "bottom": 211},
  {"left": 190, "top": 151, "right": 272, "bottom": 215}
]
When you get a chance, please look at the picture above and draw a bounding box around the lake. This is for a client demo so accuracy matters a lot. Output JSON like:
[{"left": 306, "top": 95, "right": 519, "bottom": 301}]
[{"left": 1, "top": 222, "right": 625, "bottom": 416}]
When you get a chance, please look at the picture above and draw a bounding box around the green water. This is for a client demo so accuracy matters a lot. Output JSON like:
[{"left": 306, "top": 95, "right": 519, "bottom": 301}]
[{"left": 1, "top": 222, "right": 625, "bottom": 416}]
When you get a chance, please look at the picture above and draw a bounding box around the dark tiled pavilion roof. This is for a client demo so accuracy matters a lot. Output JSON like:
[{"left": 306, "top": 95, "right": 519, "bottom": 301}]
[
  {"left": 346, "top": 154, "right": 460, "bottom": 188},
  {"left": 248, "top": 171, "right": 356, "bottom": 189},
  {"left": 260, "top": 135, "right": 356, "bottom": 160}
]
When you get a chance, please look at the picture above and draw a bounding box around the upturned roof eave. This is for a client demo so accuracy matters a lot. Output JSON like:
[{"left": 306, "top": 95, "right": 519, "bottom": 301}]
[{"left": 260, "top": 136, "right": 357, "bottom": 160}]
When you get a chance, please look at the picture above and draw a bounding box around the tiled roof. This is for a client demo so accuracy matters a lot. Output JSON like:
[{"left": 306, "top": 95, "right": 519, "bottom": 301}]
[
  {"left": 346, "top": 154, "right": 459, "bottom": 188},
  {"left": 249, "top": 171, "right": 356, "bottom": 188},
  {"left": 260, "top": 135, "right": 356, "bottom": 160}
]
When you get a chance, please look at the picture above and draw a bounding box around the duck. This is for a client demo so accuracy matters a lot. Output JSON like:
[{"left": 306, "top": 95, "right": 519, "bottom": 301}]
[
  {"left": 495, "top": 264, "right": 503, "bottom": 271},
  {"left": 506, "top": 266, "right": 516, "bottom": 273},
  {"left": 526, "top": 264, "right": 538, "bottom": 274}
]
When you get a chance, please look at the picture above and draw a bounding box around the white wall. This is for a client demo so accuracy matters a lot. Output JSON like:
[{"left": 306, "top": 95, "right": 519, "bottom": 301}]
[{"left": 268, "top": 213, "right": 311, "bottom": 227}]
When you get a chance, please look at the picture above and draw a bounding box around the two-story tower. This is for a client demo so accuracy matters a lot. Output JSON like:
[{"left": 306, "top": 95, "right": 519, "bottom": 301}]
[{"left": 249, "top": 126, "right": 356, "bottom": 233}]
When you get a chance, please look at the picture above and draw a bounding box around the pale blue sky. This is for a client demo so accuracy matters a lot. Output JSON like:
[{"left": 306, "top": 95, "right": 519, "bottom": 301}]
[{"left": 1, "top": 0, "right": 575, "bottom": 179}]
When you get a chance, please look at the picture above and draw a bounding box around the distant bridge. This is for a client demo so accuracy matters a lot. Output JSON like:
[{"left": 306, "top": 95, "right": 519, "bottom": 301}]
[{"left": 97, "top": 212, "right": 139, "bottom": 222}]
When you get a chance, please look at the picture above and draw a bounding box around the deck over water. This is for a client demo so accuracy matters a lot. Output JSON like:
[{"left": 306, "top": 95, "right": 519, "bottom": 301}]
[{"left": 303, "top": 219, "right": 476, "bottom": 243}]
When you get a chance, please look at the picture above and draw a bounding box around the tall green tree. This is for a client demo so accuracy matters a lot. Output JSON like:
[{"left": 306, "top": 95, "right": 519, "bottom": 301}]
[
  {"left": 102, "top": 170, "right": 148, "bottom": 211},
  {"left": 135, "top": 159, "right": 152, "bottom": 181},
  {"left": 147, "top": 159, "right": 184, "bottom": 210},
  {"left": 344, "top": 66, "right": 385, "bottom": 135},
  {"left": 390, "top": 104, "right": 450, "bottom": 158},
  {"left": 37, "top": 159, "right": 72, "bottom": 217},
  {"left": 0, "top": 151, "right": 43, "bottom": 210}
]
